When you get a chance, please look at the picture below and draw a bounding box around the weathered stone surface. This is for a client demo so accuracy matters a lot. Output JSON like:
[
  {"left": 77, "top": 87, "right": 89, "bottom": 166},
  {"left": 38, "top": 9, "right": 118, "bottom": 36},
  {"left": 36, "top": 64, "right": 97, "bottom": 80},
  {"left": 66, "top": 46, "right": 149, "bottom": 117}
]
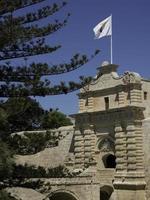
[{"left": 6, "top": 187, "right": 48, "bottom": 200}]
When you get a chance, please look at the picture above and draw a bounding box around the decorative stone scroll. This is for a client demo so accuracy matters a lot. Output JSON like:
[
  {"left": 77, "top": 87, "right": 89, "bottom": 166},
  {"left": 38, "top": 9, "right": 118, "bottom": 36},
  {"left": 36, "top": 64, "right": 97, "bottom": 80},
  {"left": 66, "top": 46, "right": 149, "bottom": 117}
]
[{"left": 122, "top": 71, "right": 141, "bottom": 84}]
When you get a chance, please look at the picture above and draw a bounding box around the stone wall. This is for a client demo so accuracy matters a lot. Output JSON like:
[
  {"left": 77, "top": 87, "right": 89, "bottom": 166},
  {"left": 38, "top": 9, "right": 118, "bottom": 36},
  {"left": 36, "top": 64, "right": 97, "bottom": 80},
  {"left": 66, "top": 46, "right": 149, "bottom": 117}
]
[
  {"left": 6, "top": 187, "right": 48, "bottom": 200},
  {"left": 143, "top": 118, "right": 150, "bottom": 199},
  {"left": 16, "top": 126, "right": 74, "bottom": 168}
]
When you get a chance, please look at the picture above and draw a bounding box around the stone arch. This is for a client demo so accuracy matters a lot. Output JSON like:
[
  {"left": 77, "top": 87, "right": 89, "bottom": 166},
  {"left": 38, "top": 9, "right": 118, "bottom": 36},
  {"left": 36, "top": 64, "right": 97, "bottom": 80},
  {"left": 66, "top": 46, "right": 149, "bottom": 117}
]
[
  {"left": 100, "top": 185, "right": 114, "bottom": 200},
  {"left": 102, "top": 153, "right": 116, "bottom": 168},
  {"left": 49, "top": 189, "right": 79, "bottom": 200}
]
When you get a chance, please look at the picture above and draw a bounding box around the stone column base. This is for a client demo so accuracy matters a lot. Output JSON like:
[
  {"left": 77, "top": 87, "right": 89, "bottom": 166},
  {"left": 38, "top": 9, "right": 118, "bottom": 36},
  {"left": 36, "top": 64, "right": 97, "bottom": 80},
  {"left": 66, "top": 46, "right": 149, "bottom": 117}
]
[{"left": 114, "top": 189, "right": 146, "bottom": 200}]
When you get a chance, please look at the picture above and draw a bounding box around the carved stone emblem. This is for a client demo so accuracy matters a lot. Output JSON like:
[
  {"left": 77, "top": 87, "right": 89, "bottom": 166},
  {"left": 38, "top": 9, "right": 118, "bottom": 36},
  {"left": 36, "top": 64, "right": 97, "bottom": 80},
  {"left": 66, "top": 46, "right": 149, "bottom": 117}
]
[
  {"left": 98, "top": 137, "right": 115, "bottom": 152},
  {"left": 123, "top": 71, "right": 141, "bottom": 84}
]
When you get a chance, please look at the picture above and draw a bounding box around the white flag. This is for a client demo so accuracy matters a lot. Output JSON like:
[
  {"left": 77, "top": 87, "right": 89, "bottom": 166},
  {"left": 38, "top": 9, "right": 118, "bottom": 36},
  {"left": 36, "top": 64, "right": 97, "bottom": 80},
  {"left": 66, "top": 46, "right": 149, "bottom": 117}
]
[{"left": 93, "top": 16, "right": 112, "bottom": 39}]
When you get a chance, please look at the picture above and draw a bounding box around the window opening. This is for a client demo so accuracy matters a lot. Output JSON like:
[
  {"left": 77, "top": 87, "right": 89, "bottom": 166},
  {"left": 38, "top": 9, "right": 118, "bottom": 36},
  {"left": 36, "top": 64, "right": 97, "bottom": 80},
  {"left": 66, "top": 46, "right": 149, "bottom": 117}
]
[
  {"left": 103, "top": 154, "right": 116, "bottom": 168},
  {"left": 100, "top": 186, "right": 113, "bottom": 200},
  {"left": 144, "top": 92, "right": 147, "bottom": 100},
  {"left": 85, "top": 97, "right": 88, "bottom": 106},
  {"left": 105, "top": 97, "right": 109, "bottom": 110}
]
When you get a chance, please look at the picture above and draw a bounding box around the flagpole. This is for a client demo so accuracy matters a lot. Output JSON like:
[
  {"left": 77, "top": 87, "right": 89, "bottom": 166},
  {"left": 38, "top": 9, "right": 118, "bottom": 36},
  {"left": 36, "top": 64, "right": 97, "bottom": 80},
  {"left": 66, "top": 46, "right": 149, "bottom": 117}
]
[
  {"left": 110, "top": 14, "right": 113, "bottom": 64},
  {"left": 93, "top": 15, "right": 113, "bottom": 63}
]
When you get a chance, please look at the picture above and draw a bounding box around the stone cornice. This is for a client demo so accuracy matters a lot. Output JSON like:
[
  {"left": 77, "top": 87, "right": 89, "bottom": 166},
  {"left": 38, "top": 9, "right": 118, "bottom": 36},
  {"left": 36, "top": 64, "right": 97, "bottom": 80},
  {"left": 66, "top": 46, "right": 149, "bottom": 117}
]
[
  {"left": 71, "top": 106, "right": 145, "bottom": 126},
  {"left": 78, "top": 83, "right": 142, "bottom": 98}
]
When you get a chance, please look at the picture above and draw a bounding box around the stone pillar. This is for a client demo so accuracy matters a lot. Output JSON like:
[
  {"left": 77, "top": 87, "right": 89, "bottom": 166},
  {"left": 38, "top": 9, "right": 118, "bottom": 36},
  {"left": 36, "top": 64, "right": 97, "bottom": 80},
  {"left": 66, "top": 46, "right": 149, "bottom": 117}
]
[
  {"left": 143, "top": 118, "right": 150, "bottom": 199},
  {"left": 114, "top": 124, "right": 127, "bottom": 180},
  {"left": 88, "top": 97, "right": 94, "bottom": 112},
  {"left": 118, "top": 91, "right": 125, "bottom": 107},
  {"left": 84, "top": 126, "right": 96, "bottom": 166},
  {"left": 74, "top": 130, "right": 84, "bottom": 168},
  {"left": 126, "top": 123, "right": 137, "bottom": 172},
  {"left": 74, "top": 125, "right": 97, "bottom": 169},
  {"left": 114, "top": 121, "right": 146, "bottom": 200},
  {"left": 130, "top": 89, "right": 142, "bottom": 106},
  {"left": 79, "top": 98, "right": 85, "bottom": 113}
]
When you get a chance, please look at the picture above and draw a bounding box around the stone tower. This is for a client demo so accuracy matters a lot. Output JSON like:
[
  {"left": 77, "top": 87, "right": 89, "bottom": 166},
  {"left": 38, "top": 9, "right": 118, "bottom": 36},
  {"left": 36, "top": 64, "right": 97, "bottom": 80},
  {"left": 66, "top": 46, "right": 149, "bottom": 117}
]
[
  {"left": 9, "top": 61, "right": 150, "bottom": 200},
  {"left": 71, "top": 61, "right": 150, "bottom": 200}
]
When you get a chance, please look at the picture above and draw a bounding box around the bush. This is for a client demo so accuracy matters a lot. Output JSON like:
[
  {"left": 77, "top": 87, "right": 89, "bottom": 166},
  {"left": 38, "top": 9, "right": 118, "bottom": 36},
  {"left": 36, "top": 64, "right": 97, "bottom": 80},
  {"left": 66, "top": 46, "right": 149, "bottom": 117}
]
[
  {"left": 0, "top": 141, "right": 14, "bottom": 180},
  {"left": 12, "top": 164, "right": 72, "bottom": 179},
  {"left": 0, "top": 190, "right": 17, "bottom": 200},
  {"left": 8, "top": 131, "right": 58, "bottom": 155}
]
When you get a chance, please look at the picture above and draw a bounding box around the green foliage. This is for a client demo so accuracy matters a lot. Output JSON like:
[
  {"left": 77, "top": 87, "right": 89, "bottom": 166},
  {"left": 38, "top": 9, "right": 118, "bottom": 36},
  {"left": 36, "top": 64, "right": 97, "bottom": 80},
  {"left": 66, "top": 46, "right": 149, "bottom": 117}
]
[
  {"left": 42, "top": 109, "right": 72, "bottom": 129},
  {"left": 0, "top": 97, "right": 72, "bottom": 136},
  {"left": 0, "top": 0, "right": 97, "bottom": 192},
  {"left": 0, "top": 190, "right": 17, "bottom": 200},
  {"left": 1, "top": 97, "right": 44, "bottom": 133},
  {"left": 0, "top": 107, "right": 9, "bottom": 139},
  {"left": 0, "top": 141, "right": 14, "bottom": 180},
  {"left": 0, "top": 97, "right": 72, "bottom": 154},
  {"left": 0, "top": 0, "right": 100, "bottom": 97},
  {"left": 16, "top": 179, "right": 45, "bottom": 190},
  {"left": 8, "top": 131, "right": 58, "bottom": 155},
  {"left": 12, "top": 164, "right": 72, "bottom": 178},
  {"left": 0, "top": 0, "right": 45, "bottom": 15}
]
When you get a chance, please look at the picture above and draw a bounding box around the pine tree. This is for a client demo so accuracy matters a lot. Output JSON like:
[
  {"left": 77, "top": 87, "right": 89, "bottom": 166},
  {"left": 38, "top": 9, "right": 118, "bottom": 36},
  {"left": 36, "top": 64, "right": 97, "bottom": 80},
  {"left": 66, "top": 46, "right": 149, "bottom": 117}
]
[
  {"left": 0, "top": 1, "right": 101, "bottom": 191},
  {"left": 0, "top": 0, "right": 100, "bottom": 97}
]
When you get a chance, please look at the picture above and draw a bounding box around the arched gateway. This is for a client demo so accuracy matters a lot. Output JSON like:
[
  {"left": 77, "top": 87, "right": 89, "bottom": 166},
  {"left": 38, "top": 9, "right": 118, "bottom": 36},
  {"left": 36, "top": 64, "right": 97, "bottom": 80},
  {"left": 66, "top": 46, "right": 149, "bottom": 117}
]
[{"left": 49, "top": 190, "right": 79, "bottom": 200}]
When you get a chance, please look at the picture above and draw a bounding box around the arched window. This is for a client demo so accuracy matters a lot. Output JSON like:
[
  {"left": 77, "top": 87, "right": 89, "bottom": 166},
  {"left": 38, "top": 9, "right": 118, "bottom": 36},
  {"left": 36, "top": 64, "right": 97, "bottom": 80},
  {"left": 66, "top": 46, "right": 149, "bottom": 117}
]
[{"left": 102, "top": 154, "right": 116, "bottom": 168}]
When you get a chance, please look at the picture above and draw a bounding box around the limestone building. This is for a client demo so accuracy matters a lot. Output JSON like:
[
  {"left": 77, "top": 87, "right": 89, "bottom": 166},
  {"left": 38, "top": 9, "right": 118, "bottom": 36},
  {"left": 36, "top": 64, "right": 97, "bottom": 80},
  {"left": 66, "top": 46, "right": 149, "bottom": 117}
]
[
  {"left": 9, "top": 61, "right": 150, "bottom": 200},
  {"left": 70, "top": 61, "right": 150, "bottom": 200}
]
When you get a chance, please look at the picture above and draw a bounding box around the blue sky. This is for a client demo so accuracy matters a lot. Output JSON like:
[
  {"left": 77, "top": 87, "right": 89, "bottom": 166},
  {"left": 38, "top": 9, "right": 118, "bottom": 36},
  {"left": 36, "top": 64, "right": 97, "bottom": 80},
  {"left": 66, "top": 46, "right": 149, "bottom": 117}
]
[{"left": 17, "top": 0, "right": 150, "bottom": 114}]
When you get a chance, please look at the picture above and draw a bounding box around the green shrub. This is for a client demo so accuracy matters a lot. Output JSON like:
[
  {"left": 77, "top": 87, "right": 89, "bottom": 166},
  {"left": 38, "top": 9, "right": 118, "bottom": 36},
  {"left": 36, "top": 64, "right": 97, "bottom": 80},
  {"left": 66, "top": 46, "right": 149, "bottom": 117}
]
[
  {"left": 0, "top": 141, "right": 14, "bottom": 180},
  {"left": 0, "top": 190, "right": 17, "bottom": 200},
  {"left": 12, "top": 164, "right": 72, "bottom": 178},
  {"left": 8, "top": 131, "right": 58, "bottom": 155}
]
